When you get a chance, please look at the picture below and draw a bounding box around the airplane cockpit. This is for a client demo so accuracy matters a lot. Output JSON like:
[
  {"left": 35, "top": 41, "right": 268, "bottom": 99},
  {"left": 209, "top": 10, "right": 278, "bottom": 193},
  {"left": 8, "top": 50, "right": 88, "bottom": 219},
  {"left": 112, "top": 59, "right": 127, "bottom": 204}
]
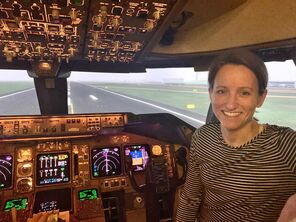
[
  {"left": 0, "top": 0, "right": 296, "bottom": 221},
  {"left": 0, "top": 112, "right": 193, "bottom": 222}
]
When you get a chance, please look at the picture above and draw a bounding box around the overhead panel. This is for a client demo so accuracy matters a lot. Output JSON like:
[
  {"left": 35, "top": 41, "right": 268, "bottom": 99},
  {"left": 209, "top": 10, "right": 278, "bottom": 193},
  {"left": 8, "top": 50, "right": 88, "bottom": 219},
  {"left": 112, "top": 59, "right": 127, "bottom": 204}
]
[
  {"left": 86, "top": 0, "right": 175, "bottom": 63},
  {"left": 0, "top": 0, "right": 181, "bottom": 67},
  {"left": 0, "top": 0, "right": 87, "bottom": 63}
]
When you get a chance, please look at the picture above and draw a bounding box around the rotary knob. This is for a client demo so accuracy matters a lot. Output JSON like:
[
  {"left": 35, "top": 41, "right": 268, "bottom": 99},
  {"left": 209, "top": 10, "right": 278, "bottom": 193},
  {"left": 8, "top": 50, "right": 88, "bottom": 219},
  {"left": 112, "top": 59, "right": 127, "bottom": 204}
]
[
  {"left": 17, "top": 178, "right": 32, "bottom": 193},
  {"left": 152, "top": 145, "right": 162, "bottom": 156},
  {"left": 17, "top": 162, "right": 33, "bottom": 177}
]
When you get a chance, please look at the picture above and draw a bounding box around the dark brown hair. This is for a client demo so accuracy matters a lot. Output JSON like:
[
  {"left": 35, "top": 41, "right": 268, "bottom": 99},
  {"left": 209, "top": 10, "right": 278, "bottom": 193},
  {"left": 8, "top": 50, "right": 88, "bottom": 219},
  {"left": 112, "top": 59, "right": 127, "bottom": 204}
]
[{"left": 208, "top": 49, "right": 268, "bottom": 95}]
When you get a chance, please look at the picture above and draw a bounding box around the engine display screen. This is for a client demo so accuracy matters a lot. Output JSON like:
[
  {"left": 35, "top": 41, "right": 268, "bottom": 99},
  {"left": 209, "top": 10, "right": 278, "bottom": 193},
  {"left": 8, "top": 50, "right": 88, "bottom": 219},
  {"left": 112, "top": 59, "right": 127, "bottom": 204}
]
[
  {"left": 79, "top": 189, "right": 98, "bottom": 201},
  {"left": 91, "top": 147, "right": 121, "bottom": 177},
  {"left": 3, "top": 198, "right": 28, "bottom": 211},
  {"left": 0, "top": 154, "right": 13, "bottom": 189},
  {"left": 36, "top": 152, "right": 70, "bottom": 186},
  {"left": 33, "top": 188, "right": 71, "bottom": 213},
  {"left": 124, "top": 144, "right": 150, "bottom": 171}
]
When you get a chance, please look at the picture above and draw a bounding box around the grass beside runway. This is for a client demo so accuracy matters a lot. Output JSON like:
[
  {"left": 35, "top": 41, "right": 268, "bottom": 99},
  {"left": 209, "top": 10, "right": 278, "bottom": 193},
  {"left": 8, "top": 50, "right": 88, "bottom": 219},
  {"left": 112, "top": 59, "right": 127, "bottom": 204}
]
[
  {"left": 0, "top": 81, "right": 34, "bottom": 96},
  {"left": 256, "top": 96, "right": 296, "bottom": 127},
  {"left": 99, "top": 85, "right": 211, "bottom": 116},
  {"left": 93, "top": 83, "right": 296, "bottom": 130}
]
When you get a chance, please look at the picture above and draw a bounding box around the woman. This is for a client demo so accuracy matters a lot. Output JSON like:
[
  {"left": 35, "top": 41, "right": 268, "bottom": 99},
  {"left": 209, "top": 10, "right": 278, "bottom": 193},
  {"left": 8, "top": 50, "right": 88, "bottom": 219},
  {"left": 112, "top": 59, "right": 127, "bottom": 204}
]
[{"left": 176, "top": 49, "right": 296, "bottom": 222}]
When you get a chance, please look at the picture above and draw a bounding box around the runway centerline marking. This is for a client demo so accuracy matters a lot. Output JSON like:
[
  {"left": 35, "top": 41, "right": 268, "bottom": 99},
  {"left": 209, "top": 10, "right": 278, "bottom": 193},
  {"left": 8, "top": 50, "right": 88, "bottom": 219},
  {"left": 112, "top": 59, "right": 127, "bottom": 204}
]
[
  {"left": 89, "top": 95, "right": 98, "bottom": 100},
  {"left": 67, "top": 97, "right": 74, "bottom": 114},
  {"left": 67, "top": 82, "right": 74, "bottom": 114}
]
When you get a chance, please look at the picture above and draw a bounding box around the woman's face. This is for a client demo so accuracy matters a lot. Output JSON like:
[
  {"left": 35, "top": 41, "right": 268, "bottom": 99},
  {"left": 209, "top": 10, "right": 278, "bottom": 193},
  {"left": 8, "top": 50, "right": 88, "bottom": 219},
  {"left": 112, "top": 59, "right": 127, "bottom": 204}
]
[{"left": 209, "top": 64, "right": 267, "bottom": 132}]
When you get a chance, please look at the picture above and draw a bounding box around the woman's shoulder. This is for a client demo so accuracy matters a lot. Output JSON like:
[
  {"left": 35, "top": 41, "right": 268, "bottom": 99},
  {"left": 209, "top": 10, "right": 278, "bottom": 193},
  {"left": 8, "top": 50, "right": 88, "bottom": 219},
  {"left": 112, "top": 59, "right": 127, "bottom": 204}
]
[
  {"left": 193, "top": 123, "right": 220, "bottom": 138},
  {"left": 266, "top": 124, "right": 295, "bottom": 136},
  {"left": 265, "top": 124, "right": 296, "bottom": 144}
]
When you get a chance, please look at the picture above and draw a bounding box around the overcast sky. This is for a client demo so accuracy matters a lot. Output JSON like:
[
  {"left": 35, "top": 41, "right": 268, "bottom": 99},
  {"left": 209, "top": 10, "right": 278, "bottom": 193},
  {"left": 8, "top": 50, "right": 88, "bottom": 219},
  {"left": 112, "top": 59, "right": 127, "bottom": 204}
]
[{"left": 0, "top": 60, "right": 295, "bottom": 83}]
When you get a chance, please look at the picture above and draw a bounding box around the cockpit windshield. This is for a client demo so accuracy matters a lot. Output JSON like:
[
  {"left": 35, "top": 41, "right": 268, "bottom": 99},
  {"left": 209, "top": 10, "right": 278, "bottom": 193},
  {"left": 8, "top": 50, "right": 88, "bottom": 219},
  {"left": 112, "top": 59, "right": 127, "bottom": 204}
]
[{"left": 0, "top": 61, "right": 295, "bottom": 129}]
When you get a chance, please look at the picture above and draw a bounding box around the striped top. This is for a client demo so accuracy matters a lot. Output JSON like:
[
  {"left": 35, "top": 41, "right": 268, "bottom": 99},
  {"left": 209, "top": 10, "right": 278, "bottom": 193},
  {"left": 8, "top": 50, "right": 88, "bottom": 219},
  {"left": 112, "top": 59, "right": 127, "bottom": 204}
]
[{"left": 176, "top": 123, "right": 296, "bottom": 222}]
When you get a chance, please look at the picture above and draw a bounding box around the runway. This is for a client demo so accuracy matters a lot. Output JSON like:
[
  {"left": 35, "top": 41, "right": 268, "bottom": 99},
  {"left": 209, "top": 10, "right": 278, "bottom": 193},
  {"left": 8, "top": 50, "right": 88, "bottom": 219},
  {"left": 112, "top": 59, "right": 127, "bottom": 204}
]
[{"left": 0, "top": 82, "right": 206, "bottom": 128}]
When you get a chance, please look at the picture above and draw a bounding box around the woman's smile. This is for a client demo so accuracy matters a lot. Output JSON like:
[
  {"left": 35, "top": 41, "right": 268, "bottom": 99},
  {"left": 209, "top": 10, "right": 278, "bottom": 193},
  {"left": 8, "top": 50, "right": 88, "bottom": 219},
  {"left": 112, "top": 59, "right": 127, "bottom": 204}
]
[{"left": 222, "top": 111, "right": 242, "bottom": 117}]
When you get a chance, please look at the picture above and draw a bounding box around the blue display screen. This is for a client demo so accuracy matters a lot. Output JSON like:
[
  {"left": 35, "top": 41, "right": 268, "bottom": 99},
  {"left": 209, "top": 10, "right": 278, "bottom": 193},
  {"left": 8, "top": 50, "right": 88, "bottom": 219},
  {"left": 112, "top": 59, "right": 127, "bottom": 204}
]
[{"left": 124, "top": 144, "right": 150, "bottom": 171}]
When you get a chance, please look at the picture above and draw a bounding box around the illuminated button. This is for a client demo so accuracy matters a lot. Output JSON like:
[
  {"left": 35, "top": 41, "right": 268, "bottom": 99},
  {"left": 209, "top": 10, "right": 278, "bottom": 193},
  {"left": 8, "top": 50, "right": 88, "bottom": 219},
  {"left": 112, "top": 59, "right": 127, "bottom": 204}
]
[
  {"left": 126, "top": 9, "right": 134, "bottom": 15},
  {"left": 137, "top": 9, "right": 149, "bottom": 18},
  {"left": 106, "top": 25, "right": 115, "bottom": 31},
  {"left": 22, "top": 128, "right": 28, "bottom": 134},
  {"left": 110, "top": 180, "right": 119, "bottom": 187},
  {"left": 104, "top": 181, "right": 109, "bottom": 187},
  {"left": 112, "top": 6, "right": 123, "bottom": 15},
  {"left": 139, "top": 28, "right": 147, "bottom": 34},
  {"left": 70, "top": 36, "right": 80, "bottom": 43},
  {"left": 98, "top": 50, "right": 106, "bottom": 55},
  {"left": 64, "top": 26, "right": 74, "bottom": 34}
]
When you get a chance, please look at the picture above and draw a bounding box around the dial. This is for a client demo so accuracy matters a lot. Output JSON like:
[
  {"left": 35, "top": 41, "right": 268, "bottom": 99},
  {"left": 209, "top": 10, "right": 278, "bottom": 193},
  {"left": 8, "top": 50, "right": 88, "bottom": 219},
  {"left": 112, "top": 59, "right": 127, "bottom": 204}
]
[
  {"left": 16, "top": 178, "right": 32, "bottom": 193},
  {"left": 17, "top": 162, "right": 33, "bottom": 177},
  {"left": 152, "top": 145, "right": 162, "bottom": 156}
]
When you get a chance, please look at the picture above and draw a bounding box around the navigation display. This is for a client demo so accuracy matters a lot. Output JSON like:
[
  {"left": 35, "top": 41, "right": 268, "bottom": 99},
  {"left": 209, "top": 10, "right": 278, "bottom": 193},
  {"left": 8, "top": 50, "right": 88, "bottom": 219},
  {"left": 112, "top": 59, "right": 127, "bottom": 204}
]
[
  {"left": 79, "top": 189, "right": 98, "bottom": 201},
  {"left": 124, "top": 144, "right": 150, "bottom": 171},
  {"left": 3, "top": 198, "right": 28, "bottom": 211},
  {"left": 91, "top": 147, "right": 121, "bottom": 177},
  {"left": 0, "top": 154, "right": 13, "bottom": 189},
  {"left": 33, "top": 188, "right": 71, "bottom": 213},
  {"left": 36, "top": 152, "right": 70, "bottom": 186}
]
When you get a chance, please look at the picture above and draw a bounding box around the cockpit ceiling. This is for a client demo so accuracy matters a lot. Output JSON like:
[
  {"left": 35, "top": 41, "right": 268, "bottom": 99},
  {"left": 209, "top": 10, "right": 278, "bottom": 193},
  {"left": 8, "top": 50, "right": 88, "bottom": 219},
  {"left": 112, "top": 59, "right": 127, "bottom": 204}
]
[
  {"left": 153, "top": 0, "right": 296, "bottom": 54},
  {"left": 0, "top": 0, "right": 296, "bottom": 72},
  {"left": 0, "top": 0, "right": 188, "bottom": 71}
]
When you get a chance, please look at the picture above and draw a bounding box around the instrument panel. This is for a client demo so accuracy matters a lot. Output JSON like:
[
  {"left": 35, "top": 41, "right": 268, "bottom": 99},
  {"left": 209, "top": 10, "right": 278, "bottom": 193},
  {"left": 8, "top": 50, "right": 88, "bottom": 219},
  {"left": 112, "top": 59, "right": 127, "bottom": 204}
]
[{"left": 0, "top": 113, "right": 191, "bottom": 222}]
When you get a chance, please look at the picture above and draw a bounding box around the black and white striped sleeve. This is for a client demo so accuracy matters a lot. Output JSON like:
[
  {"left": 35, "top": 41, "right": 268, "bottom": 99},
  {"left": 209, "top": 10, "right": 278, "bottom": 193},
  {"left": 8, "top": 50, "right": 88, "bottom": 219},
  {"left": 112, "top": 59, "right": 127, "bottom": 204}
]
[{"left": 176, "top": 130, "right": 204, "bottom": 222}]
